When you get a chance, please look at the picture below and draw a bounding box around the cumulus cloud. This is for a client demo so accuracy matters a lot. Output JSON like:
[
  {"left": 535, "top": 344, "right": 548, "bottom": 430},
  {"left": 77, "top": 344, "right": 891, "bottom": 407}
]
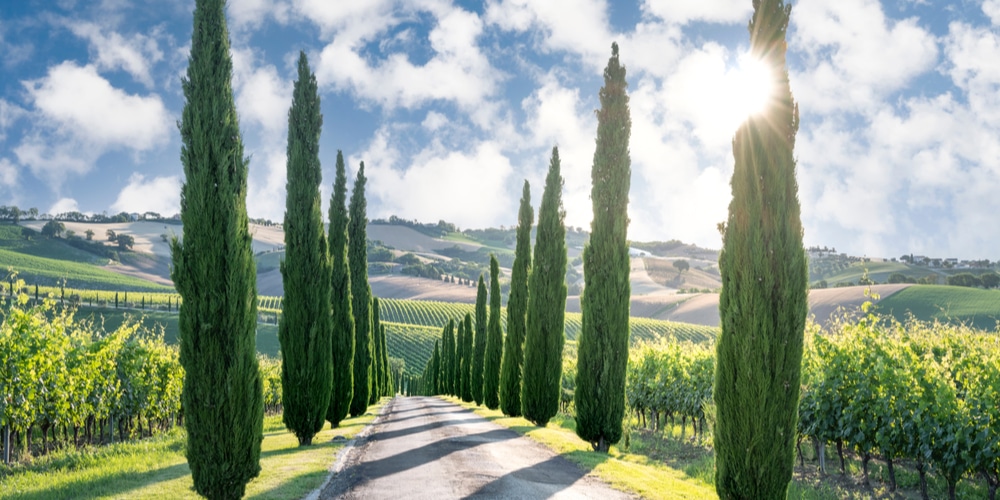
[
  {"left": 233, "top": 52, "right": 293, "bottom": 134},
  {"left": 985, "top": 0, "right": 1000, "bottom": 26},
  {"left": 48, "top": 197, "right": 81, "bottom": 216},
  {"left": 23, "top": 62, "right": 170, "bottom": 152},
  {"left": 228, "top": 0, "right": 292, "bottom": 30},
  {"left": 110, "top": 173, "right": 181, "bottom": 215},
  {"left": 64, "top": 20, "right": 163, "bottom": 86},
  {"left": 15, "top": 62, "right": 171, "bottom": 190},
  {"left": 0, "top": 158, "right": 17, "bottom": 188},
  {"left": 314, "top": 3, "right": 499, "bottom": 111},
  {"left": 354, "top": 128, "right": 515, "bottom": 229},
  {"left": 790, "top": 0, "right": 938, "bottom": 114},
  {"left": 0, "top": 99, "right": 26, "bottom": 142},
  {"left": 485, "top": 0, "right": 613, "bottom": 68}
]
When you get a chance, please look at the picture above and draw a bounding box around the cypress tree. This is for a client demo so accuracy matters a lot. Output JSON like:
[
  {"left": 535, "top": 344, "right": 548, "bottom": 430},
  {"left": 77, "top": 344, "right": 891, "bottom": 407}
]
[
  {"left": 461, "top": 313, "right": 474, "bottom": 402},
  {"left": 456, "top": 318, "right": 467, "bottom": 398},
  {"left": 378, "top": 324, "right": 389, "bottom": 396},
  {"left": 714, "top": 1, "right": 807, "bottom": 497},
  {"left": 472, "top": 274, "right": 488, "bottom": 405},
  {"left": 348, "top": 164, "right": 372, "bottom": 417},
  {"left": 171, "top": 0, "right": 263, "bottom": 495},
  {"left": 442, "top": 319, "right": 456, "bottom": 396},
  {"left": 521, "top": 147, "right": 567, "bottom": 427},
  {"left": 500, "top": 180, "right": 532, "bottom": 417},
  {"left": 575, "top": 42, "right": 632, "bottom": 453},
  {"left": 482, "top": 254, "right": 504, "bottom": 409},
  {"left": 278, "top": 51, "right": 333, "bottom": 446},
  {"left": 369, "top": 297, "right": 382, "bottom": 404},
  {"left": 327, "top": 151, "right": 354, "bottom": 428},
  {"left": 431, "top": 340, "right": 441, "bottom": 395}
]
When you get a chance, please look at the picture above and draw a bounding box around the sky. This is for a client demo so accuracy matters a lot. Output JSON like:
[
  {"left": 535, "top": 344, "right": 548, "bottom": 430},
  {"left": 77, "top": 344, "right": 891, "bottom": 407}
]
[{"left": 1, "top": 0, "right": 999, "bottom": 260}]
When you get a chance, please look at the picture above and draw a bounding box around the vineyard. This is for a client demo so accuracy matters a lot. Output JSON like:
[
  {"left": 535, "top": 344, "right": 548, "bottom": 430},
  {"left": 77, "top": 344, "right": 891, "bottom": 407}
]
[
  {"left": 0, "top": 281, "right": 282, "bottom": 466},
  {"left": 624, "top": 314, "right": 1000, "bottom": 499}
]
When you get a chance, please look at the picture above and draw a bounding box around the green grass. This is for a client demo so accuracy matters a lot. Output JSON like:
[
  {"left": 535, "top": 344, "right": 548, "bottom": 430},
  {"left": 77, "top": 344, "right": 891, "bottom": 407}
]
[
  {"left": 0, "top": 225, "right": 105, "bottom": 264},
  {"left": 0, "top": 249, "right": 173, "bottom": 292},
  {"left": 818, "top": 261, "right": 940, "bottom": 285},
  {"left": 447, "top": 397, "right": 717, "bottom": 499},
  {"left": 877, "top": 284, "right": 1000, "bottom": 330},
  {"left": 0, "top": 403, "right": 385, "bottom": 500}
]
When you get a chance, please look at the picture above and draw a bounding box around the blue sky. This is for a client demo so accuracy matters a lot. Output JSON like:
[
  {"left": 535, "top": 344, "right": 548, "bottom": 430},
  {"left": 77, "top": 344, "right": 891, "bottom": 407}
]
[{"left": 1, "top": 0, "right": 999, "bottom": 260}]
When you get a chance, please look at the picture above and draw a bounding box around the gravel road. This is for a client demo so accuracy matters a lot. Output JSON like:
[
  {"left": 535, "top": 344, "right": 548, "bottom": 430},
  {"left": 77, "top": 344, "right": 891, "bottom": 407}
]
[{"left": 319, "top": 396, "right": 635, "bottom": 499}]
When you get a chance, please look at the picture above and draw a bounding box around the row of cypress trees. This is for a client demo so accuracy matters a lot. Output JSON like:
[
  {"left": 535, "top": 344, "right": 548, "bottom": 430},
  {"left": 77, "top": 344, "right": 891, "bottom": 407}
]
[{"left": 173, "top": 3, "right": 401, "bottom": 495}]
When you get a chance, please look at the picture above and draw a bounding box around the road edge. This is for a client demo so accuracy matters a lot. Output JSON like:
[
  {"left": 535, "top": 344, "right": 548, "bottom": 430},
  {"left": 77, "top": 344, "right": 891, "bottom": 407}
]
[{"left": 303, "top": 397, "right": 396, "bottom": 500}]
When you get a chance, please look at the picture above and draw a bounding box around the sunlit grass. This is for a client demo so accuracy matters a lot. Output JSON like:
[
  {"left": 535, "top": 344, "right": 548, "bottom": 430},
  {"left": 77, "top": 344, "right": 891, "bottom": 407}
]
[
  {"left": 0, "top": 401, "right": 385, "bottom": 500},
  {"left": 445, "top": 397, "right": 717, "bottom": 499}
]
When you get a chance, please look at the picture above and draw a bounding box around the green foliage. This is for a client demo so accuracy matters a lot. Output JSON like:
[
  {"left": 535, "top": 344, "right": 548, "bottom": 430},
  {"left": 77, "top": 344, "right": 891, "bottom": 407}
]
[
  {"left": 348, "top": 164, "right": 372, "bottom": 417},
  {"left": 472, "top": 274, "right": 487, "bottom": 405},
  {"left": 0, "top": 284, "right": 188, "bottom": 464},
  {"left": 500, "top": 181, "right": 532, "bottom": 417},
  {"left": 947, "top": 272, "right": 982, "bottom": 288},
  {"left": 327, "top": 151, "right": 354, "bottom": 428},
  {"left": 575, "top": 42, "right": 632, "bottom": 453},
  {"left": 456, "top": 316, "right": 468, "bottom": 399},
  {"left": 483, "top": 254, "right": 504, "bottom": 409},
  {"left": 626, "top": 341, "right": 714, "bottom": 439},
  {"left": 441, "top": 318, "right": 456, "bottom": 396},
  {"left": 461, "top": 313, "right": 474, "bottom": 402},
  {"left": 714, "top": 1, "right": 807, "bottom": 497},
  {"left": 521, "top": 147, "right": 568, "bottom": 427},
  {"left": 369, "top": 297, "right": 383, "bottom": 403},
  {"left": 172, "top": 0, "right": 263, "bottom": 495},
  {"left": 278, "top": 52, "right": 332, "bottom": 446}
]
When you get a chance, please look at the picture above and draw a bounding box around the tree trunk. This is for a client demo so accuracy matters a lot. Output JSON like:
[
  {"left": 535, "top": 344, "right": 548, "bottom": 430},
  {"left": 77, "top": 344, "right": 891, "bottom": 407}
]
[
  {"left": 814, "top": 437, "right": 827, "bottom": 475},
  {"left": 917, "top": 461, "right": 929, "bottom": 500},
  {"left": 796, "top": 436, "right": 804, "bottom": 468},
  {"left": 861, "top": 452, "right": 871, "bottom": 488},
  {"left": 947, "top": 477, "right": 957, "bottom": 500},
  {"left": 886, "top": 456, "right": 896, "bottom": 492},
  {"left": 984, "top": 470, "right": 998, "bottom": 500},
  {"left": 836, "top": 439, "right": 846, "bottom": 475}
]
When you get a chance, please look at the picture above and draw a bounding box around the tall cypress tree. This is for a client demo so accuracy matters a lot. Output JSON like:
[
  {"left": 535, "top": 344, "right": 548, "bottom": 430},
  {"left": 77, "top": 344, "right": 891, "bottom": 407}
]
[
  {"left": 171, "top": 0, "right": 262, "bottom": 495},
  {"left": 327, "top": 151, "right": 354, "bottom": 428},
  {"left": 278, "top": 52, "right": 333, "bottom": 447},
  {"left": 472, "top": 274, "right": 488, "bottom": 405},
  {"left": 482, "top": 254, "right": 504, "bottom": 409},
  {"left": 369, "top": 297, "right": 382, "bottom": 404},
  {"left": 461, "top": 313, "right": 474, "bottom": 402},
  {"left": 714, "top": 1, "right": 807, "bottom": 497},
  {"left": 431, "top": 341, "right": 441, "bottom": 395},
  {"left": 456, "top": 317, "right": 467, "bottom": 398},
  {"left": 447, "top": 319, "right": 458, "bottom": 395},
  {"left": 500, "top": 181, "right": 532, "bottom": 417},
  {"left": 575, "top": 43, "right": 632, "bottom": 453},
  {"left": 348, "top": 164, "right": 372, "bottom": 417},
  {"left": 521, "top": 147, "right": 567, "bottom": 427},
  {"left": 379, "top": 324, "right": 391, "bottom": 396}
]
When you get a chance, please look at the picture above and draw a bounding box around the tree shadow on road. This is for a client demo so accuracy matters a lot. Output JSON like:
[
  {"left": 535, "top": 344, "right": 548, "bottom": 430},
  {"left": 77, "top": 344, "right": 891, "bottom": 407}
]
[
  {"left": 465, "top": 452, "right": 612, "bottom": 498},
  {"left": 324, "top": 428, "right": 518, "bottom": 496}
]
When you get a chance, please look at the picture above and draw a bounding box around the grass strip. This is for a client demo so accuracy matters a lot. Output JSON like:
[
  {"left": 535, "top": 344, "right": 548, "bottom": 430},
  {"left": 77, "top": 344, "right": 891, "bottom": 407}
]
[
  {"left": 0, "top": 401, "right": 386, "bottom": 500},
  {"left": 443, "top": 396, "right": 717, "bottom": 499}
]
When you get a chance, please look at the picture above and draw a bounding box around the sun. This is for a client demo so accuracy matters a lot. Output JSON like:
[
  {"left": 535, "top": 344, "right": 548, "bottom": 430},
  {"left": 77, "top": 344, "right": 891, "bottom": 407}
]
[{"left": 722, "top": 53, "right": 774, "bottom": 128}]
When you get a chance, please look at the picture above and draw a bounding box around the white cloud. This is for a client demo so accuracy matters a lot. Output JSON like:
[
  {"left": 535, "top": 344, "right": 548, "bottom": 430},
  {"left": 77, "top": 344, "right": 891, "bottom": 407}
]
[
  {"left": 49, "top": 197, "right": 81, "bottom": 216},
  {"left": 0, "top": 99, "right": 26, "bottom": 142},
  {"left": 944, "top": 21, "right": 1000, "bottom": 126},
  {"left": 314, "top": 3, "right": 499, "bottom": 111},
  {"left": 0, "top": 158, "right": 17, "bottom": 188},
  {"left": 233, "top": 55, "right": 293, "bottom": 134},
  {"left": 64, "top": 21, "right": 164, "bottom": 86},
  {"left": 110, "top": 173, "right": 181, "bottom": 215},
  {"left": 790, "top": 0, "right": 938, "bottom": 114},
  {"left": 228, "top": 0, "right": 292, "bottom": 30},
  {"left": 985, "top": 0, "right": 1000, "bottom": 26},
  {"left": 14, "top": 136, "right": 93, "bottom": 181},
  {"left": 355, "top": 128, "right": 515, "bottom": 229},
  {"left": 641, "top": 0, "right": 752, "bottom": 25},
  {"left": 24, "top": 62, "right": 170, "bottom": 151},
  {"left": 422, "top": 111, "right": 448, "bottom": 131},
  {"left": 484, "top": 0, "right": 612, "bottom": 67}
]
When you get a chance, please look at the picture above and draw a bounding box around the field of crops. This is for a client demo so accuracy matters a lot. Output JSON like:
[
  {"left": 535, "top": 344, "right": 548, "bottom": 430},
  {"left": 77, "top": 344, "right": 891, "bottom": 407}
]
[
  {"left": 383, "top": 321, "right": 441, "bottom": 376},
  {"left": 877, "top": 284, "right": 1000, "bottom": 331}
]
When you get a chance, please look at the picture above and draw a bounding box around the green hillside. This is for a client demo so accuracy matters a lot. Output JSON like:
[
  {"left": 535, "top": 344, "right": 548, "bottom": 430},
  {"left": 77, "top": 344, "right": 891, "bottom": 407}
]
[
  {"left": 877, "top": 285, "right": 1000, "bottom": 331},
  {"left": 817, "top": 261, "right": 941, "bottom": 285}
]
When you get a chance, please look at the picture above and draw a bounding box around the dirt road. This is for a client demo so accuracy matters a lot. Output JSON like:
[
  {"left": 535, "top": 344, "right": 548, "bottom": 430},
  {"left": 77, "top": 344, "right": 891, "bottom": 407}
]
[{"left": 319, "top": 396, "right": 634, "bottom": 499}]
